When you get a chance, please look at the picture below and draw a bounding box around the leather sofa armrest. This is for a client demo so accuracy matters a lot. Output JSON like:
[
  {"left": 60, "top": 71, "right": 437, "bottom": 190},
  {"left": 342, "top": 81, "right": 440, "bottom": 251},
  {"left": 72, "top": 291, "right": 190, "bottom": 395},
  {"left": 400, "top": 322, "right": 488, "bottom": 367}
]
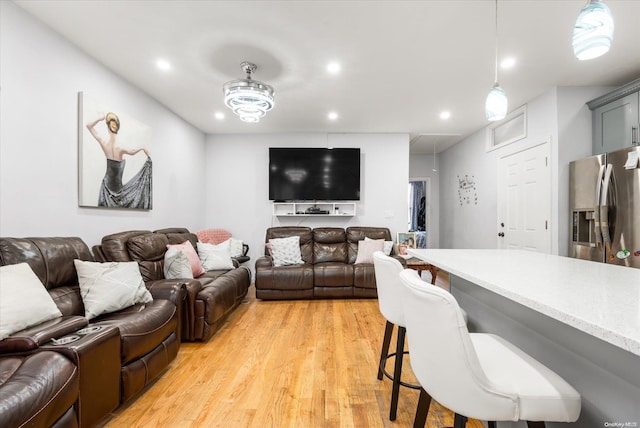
[
  {"left": 0, "top": 316, "right": 88, "bottom": 354},
  {"left": 255, "top": 256, "right": 273, "bottom": 269},
  {"left": 146, "top": 279, "right": 186, "bottom": 306}
]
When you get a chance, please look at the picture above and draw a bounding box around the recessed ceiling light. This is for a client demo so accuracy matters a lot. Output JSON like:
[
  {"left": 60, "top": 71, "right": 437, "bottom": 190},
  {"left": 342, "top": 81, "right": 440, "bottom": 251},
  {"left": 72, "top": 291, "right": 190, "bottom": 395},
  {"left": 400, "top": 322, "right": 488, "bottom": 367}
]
[
  {"left": 328, "top": 111, "right": 339, "bottom": 120},
  {"left": 214, "top": 112, "right": 225, "bottom": 120},
  {"left": 327, "top": 62, "right": 341, "bottom": 74},
  {"left": 501, "top": 57, "right": 516, "bottom": 69},
  {"left": 440, "top": 111, "right": 451, "bottom": 120},
  {"left": 156, "top": 59, "right": 171, "bottom": 71}
]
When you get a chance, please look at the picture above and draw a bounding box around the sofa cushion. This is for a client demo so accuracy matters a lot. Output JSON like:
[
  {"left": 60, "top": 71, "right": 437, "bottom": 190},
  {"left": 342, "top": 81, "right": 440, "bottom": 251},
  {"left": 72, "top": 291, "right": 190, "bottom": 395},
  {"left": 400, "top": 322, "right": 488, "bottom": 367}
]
[
  {"left": 166, "top": 241, "right": 206, "bottom": 277},
  {"left": 313, "top": 262, "right": 354, "bottom": 287},
  {"left": 0, "top": 263, "right": 62, "bottom": 340},
  {"left": 197, "top": 241, "right": 235, "bottom": 271},
  {"left": 92, "top": 299, "right": 178, "bottom": 364},
  {"left": 365, "top": 236, "right": 393, "bottom": 256},
  {"left": 0, "top": 352, "right": 79, "bottom": 428},
  {"left": 354, "top": 239, "right": 385, "bottom": 264},
  {"left": 313, "top": 228, "right": 347, "bottom": 263},
  {"left": 265, "top": 227, "right": 313, "bottom": 263},
  {"left": 346, "top": 227, "right": 392, "bottom": 264},
  {"left": 269, "top": 236, "right": 304, "bottom": 267},
  {"left": 126, "top": 233, "right": 168, "bottom": 281},
  {"left": 163, "top": 247, "right": 193, "bottom": 279},
  {"left": 74, "top": 260, "right": 153, "bottom": 320},
  {"left": 100, "top": 230, "right": 151, "bottom": 262}
]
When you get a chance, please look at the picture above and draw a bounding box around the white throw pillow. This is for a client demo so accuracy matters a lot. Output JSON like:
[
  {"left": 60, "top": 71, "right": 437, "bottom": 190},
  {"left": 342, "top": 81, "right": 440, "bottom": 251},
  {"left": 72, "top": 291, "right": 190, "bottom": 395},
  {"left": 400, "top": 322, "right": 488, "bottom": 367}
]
[
  {"left": 0, "top": 263, "right": 62, "bottom": 340},
  {"left": 354, "top": 239, "right": 385, "bottom": 264},
  {"left": 228, "top": 238, "right": 244, "bottom": 258},
  {"left": 164, "top": 247, "right": 194, "bottom": 279},
  {"left": 197, "top": 241, "right": 235, "bottom": 270},
  {"left": 269, "top": 236, "right": 304, "bottom": 267},
  {"left": 74, "top": 260, "right": 153, "bottom": 320},
  {"left": 365, "top": 237, "right": 393, "bottom": 256}
]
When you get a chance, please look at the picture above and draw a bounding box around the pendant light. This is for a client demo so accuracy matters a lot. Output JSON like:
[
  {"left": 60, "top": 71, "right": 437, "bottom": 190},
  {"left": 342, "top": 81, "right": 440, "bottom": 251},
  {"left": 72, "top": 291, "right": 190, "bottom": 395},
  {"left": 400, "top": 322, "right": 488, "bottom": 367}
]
[
  {"left": 572, "top": 0, "right": 614, "bottom": 61},
  {"left": 485, "top": 0, "right": 508, "bottom": 122},
  {"left": 223, "top": 61, "right": 275, "bottom": 123}
]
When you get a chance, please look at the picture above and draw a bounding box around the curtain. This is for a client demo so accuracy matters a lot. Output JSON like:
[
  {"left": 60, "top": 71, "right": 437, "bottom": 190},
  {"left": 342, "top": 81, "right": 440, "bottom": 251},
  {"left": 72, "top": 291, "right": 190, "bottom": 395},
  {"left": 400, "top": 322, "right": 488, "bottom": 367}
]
[{"left": 409, "top": 181, "right": 426, "bottom": 231}]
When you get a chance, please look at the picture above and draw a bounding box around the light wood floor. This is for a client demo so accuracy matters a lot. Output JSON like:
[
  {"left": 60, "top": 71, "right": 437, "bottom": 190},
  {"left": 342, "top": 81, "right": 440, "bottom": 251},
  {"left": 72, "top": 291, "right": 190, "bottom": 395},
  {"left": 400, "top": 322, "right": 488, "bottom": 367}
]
[{"left": 101, "top": 271, "right": 483, "bottom": 428}]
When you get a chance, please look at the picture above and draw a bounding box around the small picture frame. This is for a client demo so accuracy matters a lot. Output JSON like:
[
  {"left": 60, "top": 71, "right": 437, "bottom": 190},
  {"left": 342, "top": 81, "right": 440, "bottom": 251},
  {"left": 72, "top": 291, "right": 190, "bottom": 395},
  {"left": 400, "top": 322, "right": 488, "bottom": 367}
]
[
  {"left": 397, "top": 244, "right": 408, "bottom": 256},
  {"left": 397, "top": 232, "right": 417, "bottom": 249}
]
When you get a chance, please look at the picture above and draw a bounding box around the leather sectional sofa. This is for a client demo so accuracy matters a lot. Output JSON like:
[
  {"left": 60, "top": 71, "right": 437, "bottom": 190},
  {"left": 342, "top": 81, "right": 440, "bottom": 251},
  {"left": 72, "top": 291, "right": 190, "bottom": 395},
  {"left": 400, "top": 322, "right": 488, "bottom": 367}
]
[
  {"left": 255, "top": 226, "right": 403, "bottom": 299},
  {"left": 0, "top": 236, "right": 183, "bottom": 428},
  {"left": 92, "top": 227, "right": 251, "bottom": 342}
]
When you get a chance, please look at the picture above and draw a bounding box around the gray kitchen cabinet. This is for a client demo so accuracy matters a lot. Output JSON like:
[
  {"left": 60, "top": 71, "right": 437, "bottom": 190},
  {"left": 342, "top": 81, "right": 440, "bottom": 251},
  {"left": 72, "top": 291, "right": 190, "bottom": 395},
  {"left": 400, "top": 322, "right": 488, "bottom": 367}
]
[{"left": 588, "top": 78, "right": 640, "bottom": 155}]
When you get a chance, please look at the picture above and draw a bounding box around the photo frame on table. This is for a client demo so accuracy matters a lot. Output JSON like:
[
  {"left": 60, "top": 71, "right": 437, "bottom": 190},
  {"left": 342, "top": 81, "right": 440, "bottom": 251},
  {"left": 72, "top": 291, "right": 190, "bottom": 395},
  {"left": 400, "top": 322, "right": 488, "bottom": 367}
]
[
  {"left": 397, "top": 232, "right": 417, "bottom": 248},
  {"left": 396, "top": 232, "right": 416, "bottom": 256}
]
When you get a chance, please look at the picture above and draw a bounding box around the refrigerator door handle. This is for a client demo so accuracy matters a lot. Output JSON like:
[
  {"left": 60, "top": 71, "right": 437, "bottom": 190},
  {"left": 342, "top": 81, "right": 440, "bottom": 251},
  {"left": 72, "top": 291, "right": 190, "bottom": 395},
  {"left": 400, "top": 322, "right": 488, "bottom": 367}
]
[
  {"left": 600, "top": 164, "right": 613, "bottom": 254},
  {"left": 594, "top": 164, "right": 606, "bottom": 251}
]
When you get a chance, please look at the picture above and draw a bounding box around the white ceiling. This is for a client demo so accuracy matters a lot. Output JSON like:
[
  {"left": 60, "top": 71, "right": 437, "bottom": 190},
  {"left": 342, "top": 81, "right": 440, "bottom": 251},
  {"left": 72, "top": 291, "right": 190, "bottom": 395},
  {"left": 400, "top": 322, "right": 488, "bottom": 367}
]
[{"left": 15, "top": 0, "right": 640, "bottom": 154}]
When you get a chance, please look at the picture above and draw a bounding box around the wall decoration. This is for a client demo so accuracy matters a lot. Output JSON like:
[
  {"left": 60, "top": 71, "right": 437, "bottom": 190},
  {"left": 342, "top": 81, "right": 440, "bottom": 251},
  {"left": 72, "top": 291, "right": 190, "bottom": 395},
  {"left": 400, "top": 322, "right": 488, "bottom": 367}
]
[
  {"left": 78, "top": 92, "right": 152, "bottom": 209},
  {"left": 457, "top": 175, "right": 477, "bottom": 206}
]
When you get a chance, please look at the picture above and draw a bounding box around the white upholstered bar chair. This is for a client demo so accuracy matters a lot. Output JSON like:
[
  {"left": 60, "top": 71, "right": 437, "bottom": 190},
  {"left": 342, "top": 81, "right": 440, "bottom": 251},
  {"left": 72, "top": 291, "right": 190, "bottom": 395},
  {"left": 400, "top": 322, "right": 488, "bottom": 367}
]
[
  {"left": 398, "top": 269, "right": 582, "bottom": 428},
  {"left": 372, "top": 251, "right": 421, "bottom": 421}
]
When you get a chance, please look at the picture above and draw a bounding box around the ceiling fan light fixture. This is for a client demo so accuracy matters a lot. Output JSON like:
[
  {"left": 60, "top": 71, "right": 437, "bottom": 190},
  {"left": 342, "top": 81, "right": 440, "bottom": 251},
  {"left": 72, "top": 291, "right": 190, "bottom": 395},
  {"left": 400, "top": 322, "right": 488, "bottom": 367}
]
[
  {"left": 223, "top": 61, "right": 274, "bottom": 123},
  {"left": 573, "top": 0, "right": 614, "bottom": 61}
]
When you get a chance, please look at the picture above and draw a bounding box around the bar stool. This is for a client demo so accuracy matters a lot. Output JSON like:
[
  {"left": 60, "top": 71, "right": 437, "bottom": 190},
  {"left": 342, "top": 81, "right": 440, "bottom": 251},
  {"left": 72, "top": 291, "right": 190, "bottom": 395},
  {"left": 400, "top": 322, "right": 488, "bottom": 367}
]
[
  {"left": 372, "top": 251, "right": 421, "bottom": 421},
  {"left": 398, "top": 269, "right": 582, "bottom": 428}
]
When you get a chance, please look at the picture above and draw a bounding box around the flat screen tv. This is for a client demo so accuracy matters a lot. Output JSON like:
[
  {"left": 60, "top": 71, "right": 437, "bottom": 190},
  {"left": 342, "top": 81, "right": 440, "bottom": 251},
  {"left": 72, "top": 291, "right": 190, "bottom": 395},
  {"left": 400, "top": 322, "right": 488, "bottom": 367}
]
[{"left": 269, "top": 148, "right": 360, "bottom": 201}]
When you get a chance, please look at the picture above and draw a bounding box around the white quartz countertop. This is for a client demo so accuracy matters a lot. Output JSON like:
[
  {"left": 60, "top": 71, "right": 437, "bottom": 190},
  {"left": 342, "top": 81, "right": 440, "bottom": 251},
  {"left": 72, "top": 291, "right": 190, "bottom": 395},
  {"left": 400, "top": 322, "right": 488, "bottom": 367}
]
[{"left": 407, "top": 249, "right": 640, "bottom": 356}]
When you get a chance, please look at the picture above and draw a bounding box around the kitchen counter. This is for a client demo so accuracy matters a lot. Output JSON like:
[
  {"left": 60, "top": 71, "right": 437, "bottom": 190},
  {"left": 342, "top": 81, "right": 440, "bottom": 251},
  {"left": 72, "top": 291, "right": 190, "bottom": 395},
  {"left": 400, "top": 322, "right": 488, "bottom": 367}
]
[
  {"left": 408, "top": 248, "right": 640, "bottom": 427},
  {"left": 407, "top": 248, "right": 640, "bottom": 356}
]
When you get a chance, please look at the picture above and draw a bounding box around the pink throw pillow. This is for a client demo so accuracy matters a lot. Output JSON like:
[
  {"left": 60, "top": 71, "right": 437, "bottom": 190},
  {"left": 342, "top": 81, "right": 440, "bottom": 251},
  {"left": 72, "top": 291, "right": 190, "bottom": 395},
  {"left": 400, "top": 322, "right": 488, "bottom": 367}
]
[
  {"left": 354, "top": 239, "right": 385, "bottom": 264},
  {"left": 167, "top": 241, "right": 205, "bottom": 277}
]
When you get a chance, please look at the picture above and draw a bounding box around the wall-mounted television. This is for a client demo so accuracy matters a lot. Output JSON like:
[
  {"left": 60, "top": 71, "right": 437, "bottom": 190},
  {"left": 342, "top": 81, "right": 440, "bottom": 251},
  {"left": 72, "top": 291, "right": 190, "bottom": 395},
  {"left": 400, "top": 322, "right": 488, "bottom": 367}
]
[{"left": 269, "top": 147, "right": 360, "bottom": 201}]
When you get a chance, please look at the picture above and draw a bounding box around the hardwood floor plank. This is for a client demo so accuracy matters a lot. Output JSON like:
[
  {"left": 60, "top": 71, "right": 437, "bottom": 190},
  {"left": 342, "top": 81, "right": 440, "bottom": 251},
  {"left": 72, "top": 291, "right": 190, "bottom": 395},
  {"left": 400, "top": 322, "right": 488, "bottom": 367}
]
[{"left": 100, "top": 278, "right": 483, "bottom": 428}]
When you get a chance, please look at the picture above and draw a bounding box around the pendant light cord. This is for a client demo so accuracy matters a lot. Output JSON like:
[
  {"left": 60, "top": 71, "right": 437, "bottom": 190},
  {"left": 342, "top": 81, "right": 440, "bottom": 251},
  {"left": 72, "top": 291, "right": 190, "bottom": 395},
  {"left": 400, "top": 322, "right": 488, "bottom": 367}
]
[{"left": 494, "top": 0, "right": 499, "bottom": 84}]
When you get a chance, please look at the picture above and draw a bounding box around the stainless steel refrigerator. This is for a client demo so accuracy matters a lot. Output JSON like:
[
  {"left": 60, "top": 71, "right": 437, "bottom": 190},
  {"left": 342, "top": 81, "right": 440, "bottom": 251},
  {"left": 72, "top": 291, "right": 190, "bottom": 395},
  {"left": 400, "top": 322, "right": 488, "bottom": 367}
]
[{"left": 569, "top": 146, "right": 640, "bottom": 268}]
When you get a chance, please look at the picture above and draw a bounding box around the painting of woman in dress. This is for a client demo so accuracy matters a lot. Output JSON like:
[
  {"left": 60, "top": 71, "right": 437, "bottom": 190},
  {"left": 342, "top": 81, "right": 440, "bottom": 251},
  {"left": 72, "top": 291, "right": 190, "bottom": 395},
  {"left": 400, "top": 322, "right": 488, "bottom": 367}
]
[{"left": 78, "top": 93, "right": 152, "bottom": 209}]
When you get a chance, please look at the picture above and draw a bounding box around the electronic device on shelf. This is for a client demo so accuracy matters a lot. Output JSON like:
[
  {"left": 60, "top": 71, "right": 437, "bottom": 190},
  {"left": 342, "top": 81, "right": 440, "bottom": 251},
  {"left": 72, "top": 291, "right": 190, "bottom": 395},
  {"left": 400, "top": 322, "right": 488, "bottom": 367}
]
[{"left": 305, "top": 206, "right": 330, "bottom": 214}]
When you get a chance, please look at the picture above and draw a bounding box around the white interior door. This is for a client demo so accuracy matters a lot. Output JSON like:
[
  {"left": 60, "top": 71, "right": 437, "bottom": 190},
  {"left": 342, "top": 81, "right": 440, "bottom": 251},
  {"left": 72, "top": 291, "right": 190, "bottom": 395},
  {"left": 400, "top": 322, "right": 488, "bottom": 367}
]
[{"left": 497, "top": 142, "right": 551, "bottom": 252}]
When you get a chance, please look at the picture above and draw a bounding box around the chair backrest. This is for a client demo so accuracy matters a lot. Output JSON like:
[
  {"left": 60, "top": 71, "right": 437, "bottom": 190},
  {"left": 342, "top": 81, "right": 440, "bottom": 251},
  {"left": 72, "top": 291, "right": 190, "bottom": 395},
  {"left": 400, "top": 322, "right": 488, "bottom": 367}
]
[
  {"left": 372, "top": 251, "right": 406, "bottom": 326},
  {"left": 398, "top": 269, "right": 517, "bottom": 419}
]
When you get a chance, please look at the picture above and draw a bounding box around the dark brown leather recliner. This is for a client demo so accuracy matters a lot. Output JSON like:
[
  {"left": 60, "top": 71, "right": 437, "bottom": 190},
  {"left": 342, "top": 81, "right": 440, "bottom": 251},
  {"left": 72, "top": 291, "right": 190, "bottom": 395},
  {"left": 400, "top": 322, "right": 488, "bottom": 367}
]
[
  {"left": 93, "top": 227, "right": 251, "bottom": 342},
  {"left": 0, "top": 236, "right": 183, "bottom": 424},
  {"left": 0, "top": 351, "right": 79, "bottom": 428},
  {"left": 255, "top": 226, "right": 403, "bottom": 299}
]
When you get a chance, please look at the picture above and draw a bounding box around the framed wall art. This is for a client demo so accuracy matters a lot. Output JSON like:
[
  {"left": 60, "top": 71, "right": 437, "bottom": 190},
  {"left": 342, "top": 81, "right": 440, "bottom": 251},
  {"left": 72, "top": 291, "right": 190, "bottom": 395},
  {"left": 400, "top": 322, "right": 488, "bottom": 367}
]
[{"left": 78, "top": 92, "right": 152, "bottom": 210}]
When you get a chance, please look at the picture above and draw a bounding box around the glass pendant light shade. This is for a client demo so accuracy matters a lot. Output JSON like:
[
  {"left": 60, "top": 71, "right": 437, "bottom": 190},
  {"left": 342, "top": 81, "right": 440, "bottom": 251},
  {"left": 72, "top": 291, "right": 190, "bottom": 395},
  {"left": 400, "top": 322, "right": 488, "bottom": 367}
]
[
  {"left": 573, "top": 0, "right": 614, "bottom": 61},
  {"left": 485, "top": 83, "right": 508, "bottom": 121}
]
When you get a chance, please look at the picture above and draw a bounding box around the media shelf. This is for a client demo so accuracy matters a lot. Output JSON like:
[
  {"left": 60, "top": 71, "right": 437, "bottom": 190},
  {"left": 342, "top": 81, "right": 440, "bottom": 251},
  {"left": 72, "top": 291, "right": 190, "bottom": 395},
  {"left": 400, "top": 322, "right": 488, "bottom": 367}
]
[{"left": 272, "top": 202, "right": 356, "bottom": 217}]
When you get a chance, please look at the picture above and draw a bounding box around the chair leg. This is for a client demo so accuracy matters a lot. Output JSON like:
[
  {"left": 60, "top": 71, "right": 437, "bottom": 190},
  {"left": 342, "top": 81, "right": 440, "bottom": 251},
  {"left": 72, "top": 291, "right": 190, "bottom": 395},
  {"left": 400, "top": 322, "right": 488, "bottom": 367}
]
[
  {"left": 378, "top": 321, "right": 394, "bottom": 380},
  {"left": 390, "top": 326, "right": 407, "bottom": 421},
  {"left": 413, "top": 388, "right": 432, "bottom": 428},
  {"left": 526, "top": 422, "right": 546, "bottom": 428},
  {"left": 453, "top": 413, "right": 468, "bottom": 428},
  {"left": 488, "top": 421, "right": 497, "bottom": 428}
]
